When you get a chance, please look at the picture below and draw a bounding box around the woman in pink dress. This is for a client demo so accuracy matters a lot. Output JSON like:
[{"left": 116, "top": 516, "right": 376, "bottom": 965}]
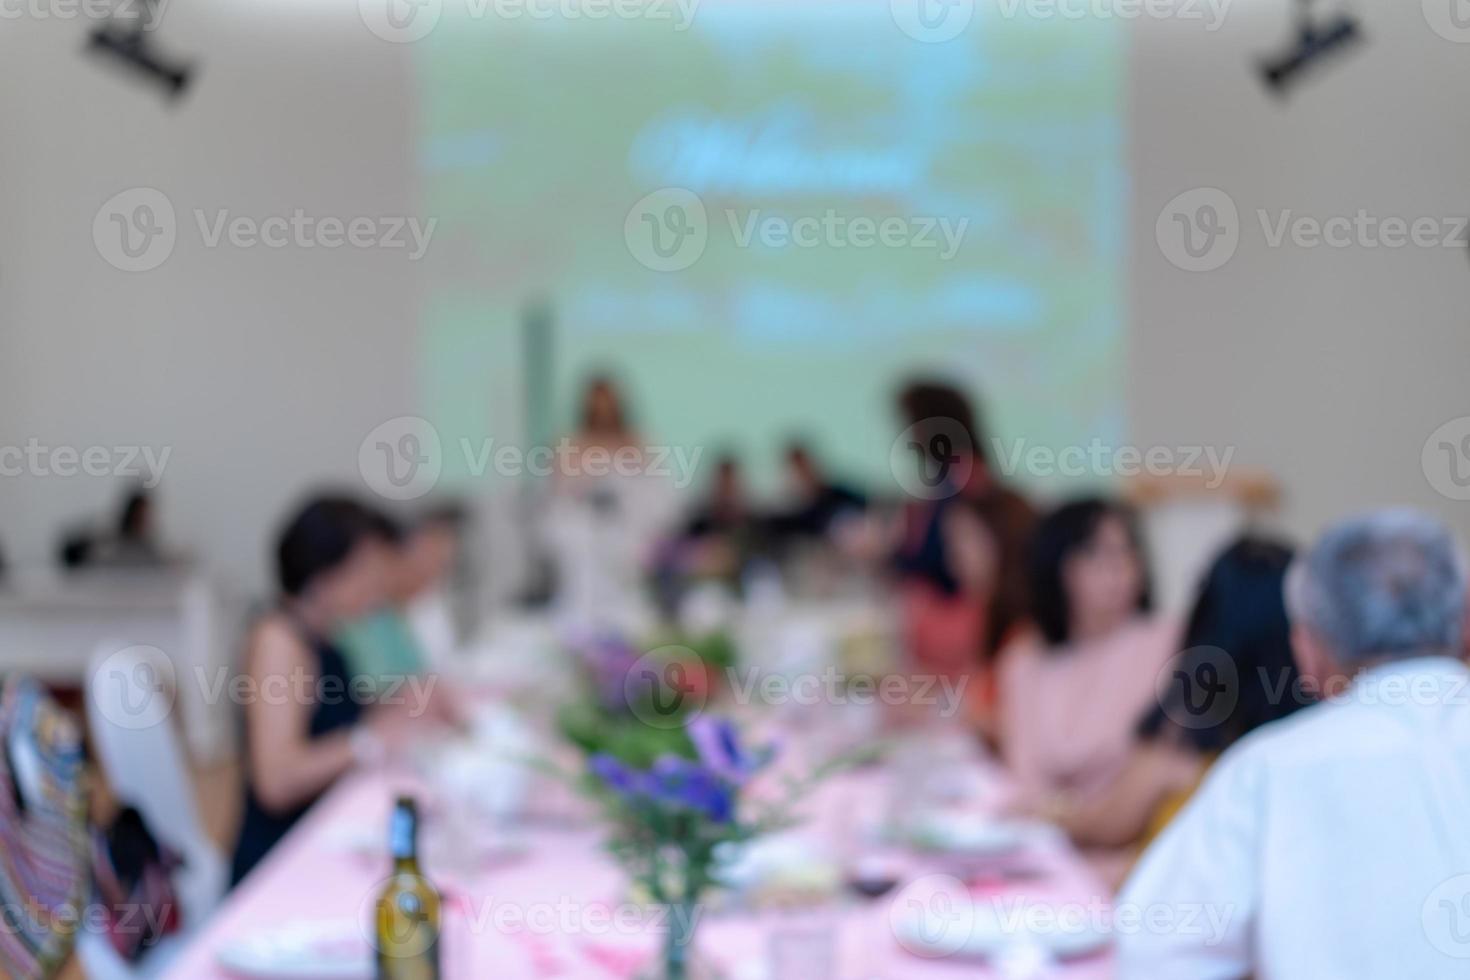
[{"left": 997, "top": 498, "right": 1176, "bottom": 823}]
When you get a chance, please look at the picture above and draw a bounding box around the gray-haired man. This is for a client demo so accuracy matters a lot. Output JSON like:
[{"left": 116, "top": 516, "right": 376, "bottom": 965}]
[{"left": 1118, "top": 509, "right": 1470, "bottom": 980}]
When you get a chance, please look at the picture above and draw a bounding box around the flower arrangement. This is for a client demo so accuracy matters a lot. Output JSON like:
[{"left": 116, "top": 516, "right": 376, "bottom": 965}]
[
  {"left": 556, "top": 631, "right": 736, "bottom": 767},
  {"left": 582, "top": 716, "right": 776, "bottom": 980}
]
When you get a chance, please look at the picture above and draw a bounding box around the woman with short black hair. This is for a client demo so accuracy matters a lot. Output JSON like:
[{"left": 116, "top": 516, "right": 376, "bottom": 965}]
[{"left": 230, "top": 495, "right": 425, "bottom": 885}]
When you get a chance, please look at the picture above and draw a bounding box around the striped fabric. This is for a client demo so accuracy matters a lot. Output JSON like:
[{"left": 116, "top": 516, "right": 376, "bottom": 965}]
[{"left": 0, "top": 678, "right": 89, "bottom": 980}]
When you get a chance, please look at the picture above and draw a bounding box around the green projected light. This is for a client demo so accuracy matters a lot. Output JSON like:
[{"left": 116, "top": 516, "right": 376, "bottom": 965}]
[{"left": 416, "top": 0, "right": 1124, "bottom": 495}]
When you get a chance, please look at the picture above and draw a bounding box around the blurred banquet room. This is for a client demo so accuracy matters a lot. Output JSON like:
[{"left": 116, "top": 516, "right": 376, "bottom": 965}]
[{"left": 4, "top": 0, "right": 1470, "bottom": 978}]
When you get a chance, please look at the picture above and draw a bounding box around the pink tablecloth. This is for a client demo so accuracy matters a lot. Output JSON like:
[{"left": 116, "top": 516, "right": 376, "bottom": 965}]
[{"left": 164, "top": 763, "right": 1116, "bottom": 980}]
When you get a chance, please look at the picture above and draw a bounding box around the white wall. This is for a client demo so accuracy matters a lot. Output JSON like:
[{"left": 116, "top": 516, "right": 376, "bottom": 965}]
[
  {"left": 1128, "top": 2, "right": 1470, "bottom": 542},
  {"left": 0, "top": 1, "right": 423, "bottom": 593},
  {"left": 1, "top": 2, "right": 1466, "bottom": 597}
]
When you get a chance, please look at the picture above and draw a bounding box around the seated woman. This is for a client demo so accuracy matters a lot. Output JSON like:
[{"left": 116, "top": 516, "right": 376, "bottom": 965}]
[
  {"left": 889, "top": 382, "right": 1036, "bottom": 683},
  {"left": 231, "top": 496, "right": 426, "bottom": 885},
  {"left": 997, "top": 498, "right": 1175, "bottom": 813},
  {"left": 1049, "top": 535, "right": 1307, "bottom": 852}
]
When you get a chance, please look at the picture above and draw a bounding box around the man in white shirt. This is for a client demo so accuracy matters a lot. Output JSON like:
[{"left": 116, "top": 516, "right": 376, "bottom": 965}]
[{"left": 1118, "top": 509, "right": 1470, "bottom": 980}]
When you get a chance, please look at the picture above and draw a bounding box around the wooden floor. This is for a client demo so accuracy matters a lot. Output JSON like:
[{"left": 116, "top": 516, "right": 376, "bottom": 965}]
[{"left": 60, "top": 760, "right": 241, "bottom": 980}]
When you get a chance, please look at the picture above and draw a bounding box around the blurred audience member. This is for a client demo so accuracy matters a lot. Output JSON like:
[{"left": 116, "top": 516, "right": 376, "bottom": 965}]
[
  {"left": 678, "top": 454, "right": 761, "bottom": 582},
  {"left": 568, "top": 373, "right": 642, "bottom": 460},
  {"left": 336, "top": 510, "right": 427, "bottom": 691},
  {"left": 769, "top": 440, "right": 866, "bottom": 541},
  {"left": 401, "top": 503, "right": 466, "bottom": 599},
  {"left": 685, "top": 454, "right": 752, "bottom": 540},
  {"left": 998, "top": 497, "right": 1173, "bottom": 808},
  {"left": 888, "top": 381, "right": 1036, "bottom": 685},
  {"left": 231, "top": 496, "right": 436, "bottom": 885},
  {"left": 1119, "top": 510, "right": 1470, "bottom": 979},
  {"left": 338, "top": 505, "right": 468, "bottom": 689},
  {"left": 1050, "top": 535, "right": 1308, "bottom": 855},
  {"left": 59, "top": 487, "right": 173, "bottom": 570}
]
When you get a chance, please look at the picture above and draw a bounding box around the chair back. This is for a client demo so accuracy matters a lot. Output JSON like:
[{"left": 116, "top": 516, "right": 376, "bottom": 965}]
[{"left": 86, "top": 642, "right": 226, "bottom": 926}]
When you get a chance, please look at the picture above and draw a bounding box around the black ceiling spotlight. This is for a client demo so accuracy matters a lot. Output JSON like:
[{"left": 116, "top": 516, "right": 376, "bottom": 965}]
[
  {"left": 1259, "top": 0, "right": 1362, "bottom": 95},
  {"left": 86, "top": 0, "right": 193, "bottom": 101}
]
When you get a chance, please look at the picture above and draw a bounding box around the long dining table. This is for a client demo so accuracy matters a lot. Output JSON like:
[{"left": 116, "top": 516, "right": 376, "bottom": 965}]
[
  {"left": 166, "top": 603, "right": 1119, "bottom": 978},
  {"left": 165, "top": 744, "right": 1117, "bottom": 979}
]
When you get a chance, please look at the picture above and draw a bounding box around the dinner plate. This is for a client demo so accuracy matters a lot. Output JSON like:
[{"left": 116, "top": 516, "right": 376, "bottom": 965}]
[
  {"left": 893, "top": 897, "right": 1111, "bottom": 961},
  {"left": 904, "top": 813, "right": 1046, "bottom": 858},
  {"left": 216, "top": 920, "right": 372, "bottom": 979}
]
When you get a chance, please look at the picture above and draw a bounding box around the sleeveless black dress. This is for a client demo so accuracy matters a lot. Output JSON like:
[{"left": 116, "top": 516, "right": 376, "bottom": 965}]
[{"left": 229, "top": 615, "right": 364, "bottom": 886}]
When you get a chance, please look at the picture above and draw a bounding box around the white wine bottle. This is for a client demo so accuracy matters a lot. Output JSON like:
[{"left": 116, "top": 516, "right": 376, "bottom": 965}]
[{"left": 375, "top": 796, "right": 442, "bottom": 980}]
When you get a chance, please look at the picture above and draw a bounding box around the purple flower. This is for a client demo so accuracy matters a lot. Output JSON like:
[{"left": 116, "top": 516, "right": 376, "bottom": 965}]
[
  {"left": 687, "top": 717, "right": 773, "bottom": 786},
  {"left": 649, "top": 755, "right": 734, "bottom": 824},
  {"left": 590, "top": 754, "right": 648, "bottom": 798},
  {"left": 573, "top": 633, "right": 642, "bottom": 712}
]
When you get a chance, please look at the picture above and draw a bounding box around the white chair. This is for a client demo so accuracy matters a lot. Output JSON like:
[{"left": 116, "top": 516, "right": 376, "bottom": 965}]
[{"left": 81, "top": 641, "right": 228, "bottom": 978}]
